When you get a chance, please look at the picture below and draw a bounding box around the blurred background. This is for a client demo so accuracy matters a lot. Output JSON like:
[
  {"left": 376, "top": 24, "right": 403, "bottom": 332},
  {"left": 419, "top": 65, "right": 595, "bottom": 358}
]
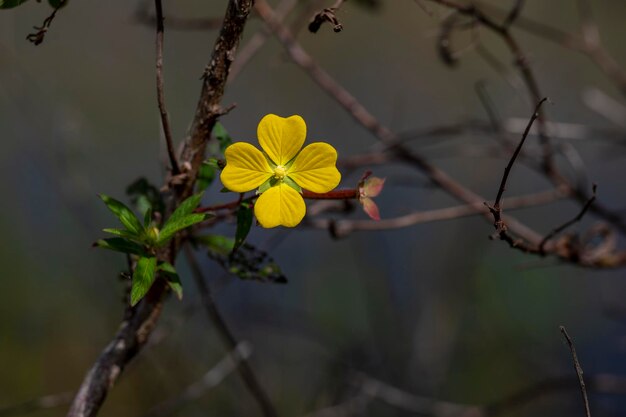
[{"left": 1, "top": 0, "right": 626, "bottom": 415}]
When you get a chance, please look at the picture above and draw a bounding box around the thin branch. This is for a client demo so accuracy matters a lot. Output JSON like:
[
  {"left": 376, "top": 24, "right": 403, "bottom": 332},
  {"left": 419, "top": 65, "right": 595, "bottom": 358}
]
[
  {"left": 184, "top": 245, "right": 278, "bottom": 417},
  {"left": 492, "top": 98, "right": 548, "bottom": 209},
  {"left": 26, "top": 0, "right": 66, "bottom": 46},
  {"left": 308, "top": 0, "right": 348, "bottom": 33},
  {"left": 154, "top": 0, "right": 180, "bottom": 175},
  {"left": 308, "top": 188, "right": 567, "bottom": 237},
  {"left": 560, "top": 326, "right": 592, "bottom": 417},
  {"left": 134, "top": 0, "right": 224, "bottom": 31},
  {"left": 502, "top": 0, "right": 525, "bottom": 28},
  {"left": 143, "top": 342, "right": 253, "bottom": 417},
  {"left": 485, "top": 98, "right": 548, "bottom": 254},
  {"left": 539, "top": 184, "right": 597, "bottom": 254}
]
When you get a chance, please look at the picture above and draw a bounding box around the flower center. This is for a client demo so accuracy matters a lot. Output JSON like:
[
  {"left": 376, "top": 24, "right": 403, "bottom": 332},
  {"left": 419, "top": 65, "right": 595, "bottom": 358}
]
[{"left": 274, "top": 165, "right": 287, "bottom": 180}]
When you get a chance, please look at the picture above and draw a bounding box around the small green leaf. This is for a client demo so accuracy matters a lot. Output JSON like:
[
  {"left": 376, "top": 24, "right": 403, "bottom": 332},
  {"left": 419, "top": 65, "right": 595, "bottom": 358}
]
[
  {"left": 233, "top": 202, "right": 253, "bottom": 254},
  {"left": 144, "top": 207, "right": 152, "bottom": 228},
  {"left": 212, "top": 123, "right": 232, "bottom": 153},
  {"left": 131, "top": 256, "right": 157, "bottom": 306},
  {"left": 102, "top": 228, "right": 139, "bottom": 239},
  {"left": 283, "top": 177, "right": 302, "bottom": 193},
  {"left": 158, "top": 262, "right": 183, "bottom": 300},
  {"left": 0, "top": 0, "right": 30, "bottom": 9},
  {"left": 167, "top": 193, "right": 203, "bottom": 225},
  {"left": 257, "top": 178, "right": 273, "bottom": 194},
  {"left": 196, "top": 161, "right": 217, "bottom": 192},
  {"left": 157, "top": 214, "right": 206, "bottom": 246},
  {"left": 100, "top": 194, "right": 143, "bottom": 236},
  {"left": 94, "top": 238, "right": 148, "bottom": 256}
]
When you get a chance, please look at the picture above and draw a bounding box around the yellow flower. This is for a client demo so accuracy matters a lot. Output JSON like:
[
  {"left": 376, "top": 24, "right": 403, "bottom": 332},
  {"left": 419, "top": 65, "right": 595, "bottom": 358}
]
[{"left": 220, "top": 114, "right": 341, "bottom": 228}]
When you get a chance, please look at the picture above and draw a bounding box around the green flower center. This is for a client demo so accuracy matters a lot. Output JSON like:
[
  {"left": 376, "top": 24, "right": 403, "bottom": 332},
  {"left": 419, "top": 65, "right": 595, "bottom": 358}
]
[{"left": 274, "top": 165, "right": 287, "bottom": 180}]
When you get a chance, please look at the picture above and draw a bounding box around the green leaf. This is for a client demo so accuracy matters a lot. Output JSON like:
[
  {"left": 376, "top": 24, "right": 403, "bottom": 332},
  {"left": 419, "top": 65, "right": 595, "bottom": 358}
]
[
  {"left": 168, "top": 193, "right": 203, "bottom": 224},
  {"left": 283, "top": 177, "right": 302, "bottom": 193},
  {"left": 257, "top": 178, "right": 273, "bottom": 194},
  {"left": 158, "top": 262, "right": 183, "bottom": 300},
  {"left": 0, "top": 0, "right": 30, "bottom": 9},
  {"left": 206, "top": 241, "right": 287, "bottom": 284},
  {"left": 196, "top": 161, "right": 217, "bottom": 192},
  {"left": 144, "top": 207, "right": 152, "bottom": 228},
  {"left": 157, "top": 214, "right": 206, "bottom": 246},
  {"left": 131, "top": 256, "right": 157, "bottom": 306},
  {"left": 102, "top": 228, "right": 139, "bottom": 239},
  {"left": 233, "top": 202, "right": 253, "bottom": 254},
  {"left": 100, "top": 194, "right": 143, "bottom": 236},
  {"left": 212, "top": 122, "right": 232, "bottom": 153},
  {"left": 94, "top": 238, "right": 148, "bottom": 256}
]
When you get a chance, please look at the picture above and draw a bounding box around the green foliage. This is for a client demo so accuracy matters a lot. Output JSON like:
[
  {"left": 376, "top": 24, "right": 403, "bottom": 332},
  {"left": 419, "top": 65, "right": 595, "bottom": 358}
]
[
  {"left": 130, "top": 256, "right": 157, "bottom": 306},
  {"left": 233, "top": 202, "right": 253, "bottom": 253},
  {"left": 96, "top": 192, "right": 209, "bottom": 305},
  {"left": 198, "top": 235, "right": 287, "bottom": 284},
  {"left": 157, "top": 262, "right": 183, "bottom": 300},
  {"left": 0, "top": 0, "right": 30, "bottom": 9},
  {"left": 0, "top": 0, "right": 68, "bottom": 10},
  {"left": 94, "top": 238, "right": 148, "bottom": 257},
  {"left": 100, "top": 194, "right": 143, "bottom": 237},
  {"left": 156, "top": 193, "right": 207, "bottom": 246}
]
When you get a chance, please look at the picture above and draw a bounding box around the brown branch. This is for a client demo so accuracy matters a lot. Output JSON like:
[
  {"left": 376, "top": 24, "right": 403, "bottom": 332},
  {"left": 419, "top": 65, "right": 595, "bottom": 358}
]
[
  {"left": 184, "top": 245, "right": 278, "bottom": 417},
  {"left": 308, "top": 188, "right": 566, "bottom": 237},
  {"left": 539, "top": 184, "right": 597, "bottom": 254},
  {"left": 492, "top": 98, "right": 548, "bottom": 209},
  {"left": 67, "top": 280, "right": 168, "bottom": 417},
  {"left": 154, "top": 0, "right": 180, "bottom": 175},
  {"left": 308, "top": 0, "right": 347, "bottom": 33},
  {"left": 26, "top": 0, "right": 66, "bottom": 46},
  {"left": 67, "top": 2, "right": 255, "bottom": 416},
  {"left": 560, "top": 326, "right": 592, "bottom": 417},
  {"left": 486, "top": 98, "right": 548, "bottom": 254},
  {"left": 177, "top": 0, "right": 255, "bottom": 200}
]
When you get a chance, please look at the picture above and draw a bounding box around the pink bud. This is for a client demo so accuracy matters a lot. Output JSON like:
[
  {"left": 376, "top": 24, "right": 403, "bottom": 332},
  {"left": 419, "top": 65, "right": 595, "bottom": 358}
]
[{"left": 362, "top": 177, "right": 385, "bottom": 198}]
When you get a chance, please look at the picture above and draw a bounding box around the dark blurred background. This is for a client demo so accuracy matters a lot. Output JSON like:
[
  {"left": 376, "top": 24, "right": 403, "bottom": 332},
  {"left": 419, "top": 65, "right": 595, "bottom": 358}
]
[{"left": 1, "top": 0, "right": 626, "bottom": 415}]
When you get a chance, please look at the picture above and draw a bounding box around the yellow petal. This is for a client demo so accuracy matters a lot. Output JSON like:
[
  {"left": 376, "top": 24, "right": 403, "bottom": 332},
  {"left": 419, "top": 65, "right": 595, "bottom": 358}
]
[
  {"left": 221, "top": 142, "right": 272, "bottom": 193},
  {"left": 288, "top": 142, "right": 341, "bottom": 193},
  {"left": 254, "top": 183, "right": 306, "bottom": 228},
  {"left": 257, "top": 114, "right": 306, "bottom": 166}
]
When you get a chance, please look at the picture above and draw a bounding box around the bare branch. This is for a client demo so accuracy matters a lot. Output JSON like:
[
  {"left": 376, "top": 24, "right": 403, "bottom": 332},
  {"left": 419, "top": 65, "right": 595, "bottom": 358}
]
[
  {"left": 560, "top": 326, "right": 592, "bottom": 417},
  {"left": 154, "top": 0, "right": 180, "bottom": 175},
  {"left": 539, "top": 184, "right": 597, "bottom": 254}
]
